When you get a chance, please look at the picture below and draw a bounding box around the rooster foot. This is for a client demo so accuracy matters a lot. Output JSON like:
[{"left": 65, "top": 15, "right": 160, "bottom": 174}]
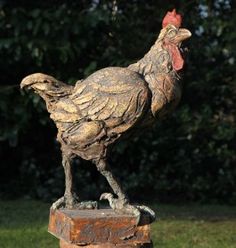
[
  {"left": 100, "top": 193, "right": 156, "bottom": 224},
  {"left": 51, "top": 194, "right": 98, "bottom": 210}
]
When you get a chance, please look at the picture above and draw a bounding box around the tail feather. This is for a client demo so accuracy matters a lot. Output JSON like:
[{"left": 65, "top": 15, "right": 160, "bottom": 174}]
[{"left": 21, "top": 73, "right": 60, "bottom": 88}]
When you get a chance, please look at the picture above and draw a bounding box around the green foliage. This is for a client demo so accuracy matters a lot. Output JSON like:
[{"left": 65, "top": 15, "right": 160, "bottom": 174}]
[{"left": 0, "top": 1, "right": 235, "bottom": 203}]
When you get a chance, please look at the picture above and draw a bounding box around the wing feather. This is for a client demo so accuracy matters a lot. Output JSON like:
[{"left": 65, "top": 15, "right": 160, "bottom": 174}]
[
  {"left": 88, "top": 97, "right": 110, "bottom": 116},
  {"left": 72, "top": 91, "right": 96, "bottom": 105},
  {"left": 79, "top": 98, "right": 96, "bottom": 110},
  {"left": 70, "top": 67, "right": 149, "bottom": 131}
]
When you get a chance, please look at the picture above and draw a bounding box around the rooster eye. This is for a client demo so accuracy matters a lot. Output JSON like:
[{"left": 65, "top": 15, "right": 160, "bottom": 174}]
[
  {"left": 168, "top": 62, "right": 172, "bottom": 70},
  {"left": 167, "top": 29, "right": 177, "bottom": 38}
]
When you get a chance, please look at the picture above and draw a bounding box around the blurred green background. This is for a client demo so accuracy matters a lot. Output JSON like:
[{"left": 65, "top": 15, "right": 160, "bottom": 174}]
[{"left": 0, "top": 0, "right": 235, "bottom": 206}]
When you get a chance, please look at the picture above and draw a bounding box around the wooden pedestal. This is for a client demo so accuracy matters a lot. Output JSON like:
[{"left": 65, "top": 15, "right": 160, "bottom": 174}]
[{"left": 48, "top": 209, "right": 153, "bottom": 247}]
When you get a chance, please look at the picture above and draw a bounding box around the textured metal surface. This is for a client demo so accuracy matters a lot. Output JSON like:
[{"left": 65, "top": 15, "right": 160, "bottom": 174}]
[{"left": 20, "top": 10, "right": 191, "bottom": 218}]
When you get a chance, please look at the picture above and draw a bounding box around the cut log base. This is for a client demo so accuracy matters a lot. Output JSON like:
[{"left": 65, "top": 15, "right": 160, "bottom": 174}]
[{"left": 48, "top": 209, "right": 153, "bottom": 248}]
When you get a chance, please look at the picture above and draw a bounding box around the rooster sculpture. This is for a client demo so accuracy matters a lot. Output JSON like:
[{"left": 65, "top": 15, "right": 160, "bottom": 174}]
[{"left": 21, "top": 9, "right": 191, "bottom": 222}]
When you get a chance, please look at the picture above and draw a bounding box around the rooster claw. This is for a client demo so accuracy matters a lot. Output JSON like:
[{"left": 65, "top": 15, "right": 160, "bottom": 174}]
[
  {"left": 51, "top": 196, "right": 66, "bottom": 210},
  {"left": 99, "top": 193, "right": 155, "bottom": 225},
  {"left": 136, "top": 205, "right": 156, "bottom": 223},
  {"left": 51, "top": 195, "right": 98, "bottom": 211}
]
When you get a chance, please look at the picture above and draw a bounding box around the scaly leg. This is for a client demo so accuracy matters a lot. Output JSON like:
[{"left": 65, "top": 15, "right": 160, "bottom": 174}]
[
  {"left": 97, "top": 159, "right": 127, "bottom": 202},
  {"left": 51, "top": 154, "right": 97, "bottom": 210},
  {"left": 96, "top": 159, "right": 155, "bottom": 224}
]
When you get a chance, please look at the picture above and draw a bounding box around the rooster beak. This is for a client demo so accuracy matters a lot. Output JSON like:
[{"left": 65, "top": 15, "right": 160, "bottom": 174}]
[{"left": 174, "top": 28, "right": 192, "bottom": 44}]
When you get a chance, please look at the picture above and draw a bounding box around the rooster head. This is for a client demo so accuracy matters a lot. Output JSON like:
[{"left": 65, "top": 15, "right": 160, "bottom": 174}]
[
  {"left": 158, "top": 9, "right": 191, "bottom": 71},
  {"left": 21, "top": 73, "right": 69, "bottom": 97}
]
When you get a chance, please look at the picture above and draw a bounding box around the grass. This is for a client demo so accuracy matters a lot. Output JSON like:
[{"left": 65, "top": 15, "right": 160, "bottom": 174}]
[
  {"left": 0, "top": 200, "right": 236, "bottom": 248},
  {"left": 152, "top": 205, "right": 236, "bottom": 248}
]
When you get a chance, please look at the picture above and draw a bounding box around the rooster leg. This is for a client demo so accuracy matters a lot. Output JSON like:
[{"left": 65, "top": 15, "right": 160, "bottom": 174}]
[
  {"left": 51, "top": 154, "right": 97, "bottom": 210},
  {"left": 96, "top": 159, "right": 128, "bottom": 203},
  {"left": 97, "top": 159, "right": 155, "bottom": 224},
  {"left": 51, "top": 154, "right": 78, "bottom": 210},
  {"left": 96, "top": 159, "right": 138, "bottom": 219},
  {"left": 63, "top": 154, "right": 79, "bottom": 208}
]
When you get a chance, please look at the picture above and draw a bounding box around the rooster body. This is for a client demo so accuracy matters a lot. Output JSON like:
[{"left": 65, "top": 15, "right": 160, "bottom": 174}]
[
  {"left": 53, "top": 67, "right": 149, "bottom": 161},
  {"left": 21, "top": 10, "right": 191, "bottom": 222}
]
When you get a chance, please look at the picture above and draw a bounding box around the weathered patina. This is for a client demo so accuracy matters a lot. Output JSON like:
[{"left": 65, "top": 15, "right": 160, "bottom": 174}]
[
  {"left": 49, "top": 209, "right": 152, "bottom": 247},
  {"left": 20, "top": 9, "right": 191, "bottom": 222}
]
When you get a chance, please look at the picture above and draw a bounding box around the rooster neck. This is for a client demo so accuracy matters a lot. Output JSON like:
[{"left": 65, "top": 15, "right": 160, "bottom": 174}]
[
  {"left": 147, "top": 72, "right": 181, "bottom": 118},
  {"left": 128, "top": 40, "right": 176, "bottom": 76},
  {"left": 128, "top": 41, "right": 182, "bottom": 118},
  {"left": 128, "top": 41, "right": 180, "bottom": 93}
]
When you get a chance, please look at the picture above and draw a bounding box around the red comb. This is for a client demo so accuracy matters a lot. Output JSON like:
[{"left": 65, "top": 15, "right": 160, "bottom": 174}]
[{"left": 162, "top": 9, "right": 182, "bottom": 28}]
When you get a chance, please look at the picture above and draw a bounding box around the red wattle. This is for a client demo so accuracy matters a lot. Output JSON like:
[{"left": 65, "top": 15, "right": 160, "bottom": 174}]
[{"left": 164, "top": 43, "right": 184, "bottom": 71}]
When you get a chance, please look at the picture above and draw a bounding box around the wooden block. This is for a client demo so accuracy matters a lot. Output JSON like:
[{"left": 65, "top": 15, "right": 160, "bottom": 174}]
[{"left": 48, "top": 209, "right": 152, "bottom": 247}]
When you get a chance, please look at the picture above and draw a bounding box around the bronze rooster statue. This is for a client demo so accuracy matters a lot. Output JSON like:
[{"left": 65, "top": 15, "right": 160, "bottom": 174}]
[{"left": 21, "top": 9, "right": 191, "bottom": 222}]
